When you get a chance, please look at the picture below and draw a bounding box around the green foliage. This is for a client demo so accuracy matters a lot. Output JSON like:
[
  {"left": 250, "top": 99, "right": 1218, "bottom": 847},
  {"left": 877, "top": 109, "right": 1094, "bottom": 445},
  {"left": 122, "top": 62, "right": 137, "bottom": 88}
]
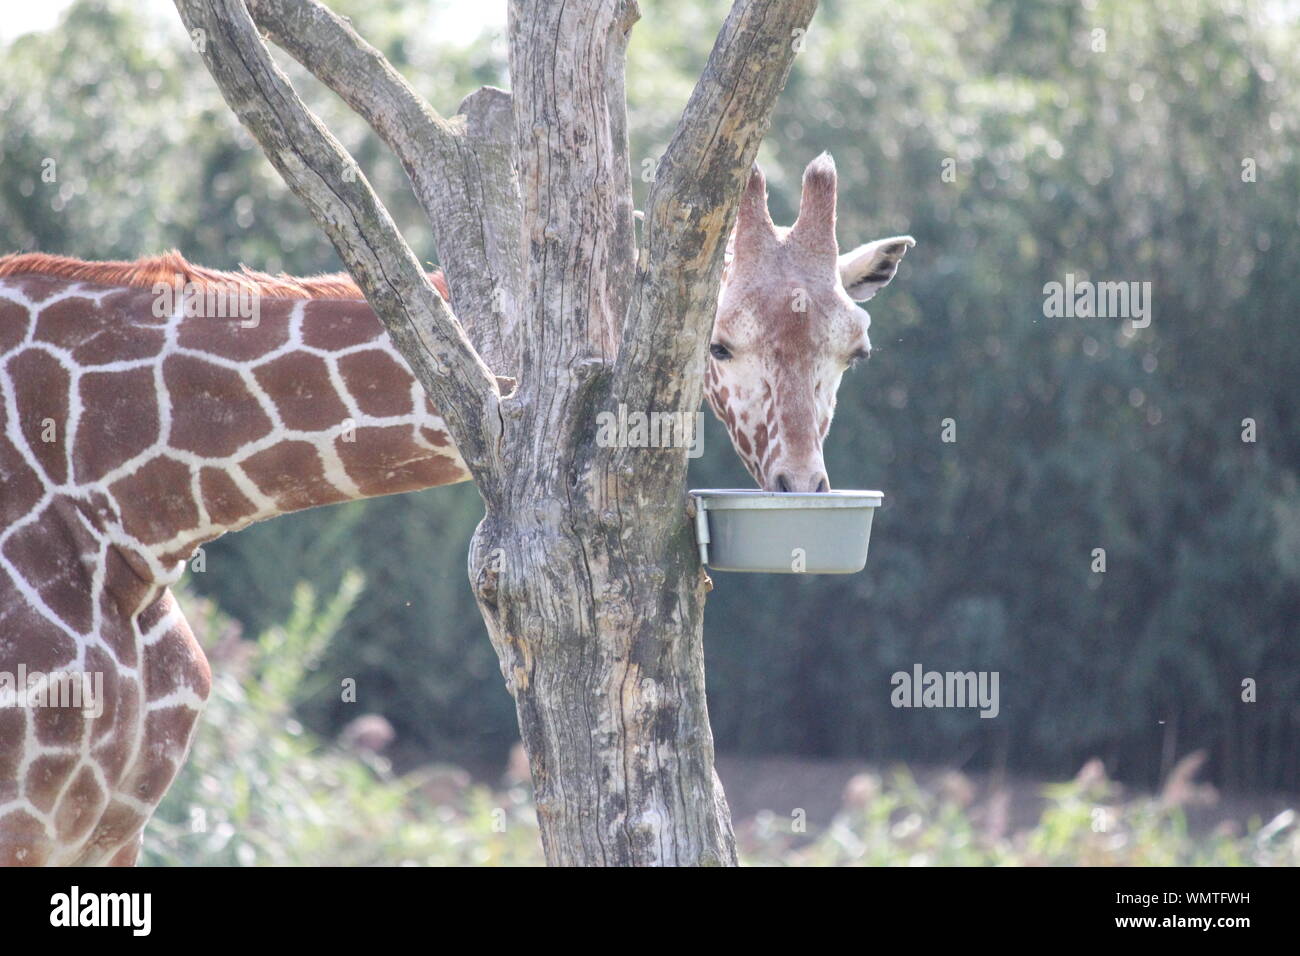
[
  {"left": 3, "top": 0, "right": 1297, "bottom": 794},
  {"left": 144, "top": 585, "right": 540, "bottom": 867},
  {"left": 184, "top": 485, "right": 515, "bottom": 770}
]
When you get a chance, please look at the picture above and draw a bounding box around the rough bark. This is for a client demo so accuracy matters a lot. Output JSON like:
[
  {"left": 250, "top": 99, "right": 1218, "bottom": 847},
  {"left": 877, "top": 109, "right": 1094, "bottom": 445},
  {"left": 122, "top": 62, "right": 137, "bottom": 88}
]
[{"left": 175, "top": 0, "right": 815, "bottom": 865}]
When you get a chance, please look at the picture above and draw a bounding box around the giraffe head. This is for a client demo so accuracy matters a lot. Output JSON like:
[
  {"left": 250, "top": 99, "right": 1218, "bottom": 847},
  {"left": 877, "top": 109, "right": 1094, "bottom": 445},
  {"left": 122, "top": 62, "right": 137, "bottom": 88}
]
[{"left": 705, "top": 154, "right": 914, "bottom": 492}]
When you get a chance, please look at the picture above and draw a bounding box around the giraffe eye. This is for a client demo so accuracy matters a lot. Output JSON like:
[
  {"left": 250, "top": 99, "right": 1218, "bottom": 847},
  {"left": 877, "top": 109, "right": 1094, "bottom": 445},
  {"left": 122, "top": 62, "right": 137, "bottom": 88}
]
[{"left": 709, "top": 342, "right": 733, "bottom": 361}]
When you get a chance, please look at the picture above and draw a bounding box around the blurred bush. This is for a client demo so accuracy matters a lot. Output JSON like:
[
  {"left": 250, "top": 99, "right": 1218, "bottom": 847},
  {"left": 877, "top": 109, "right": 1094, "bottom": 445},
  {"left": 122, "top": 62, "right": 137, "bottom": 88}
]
[
  {"left": 143, "top": 583, "right": 541, "bottom": 867},
  {"left": 742, "top": 766, "right": 1300, "bottom": 866},
  {"left": 144, "top": 593, "right": 1297, "bottom": 865}
]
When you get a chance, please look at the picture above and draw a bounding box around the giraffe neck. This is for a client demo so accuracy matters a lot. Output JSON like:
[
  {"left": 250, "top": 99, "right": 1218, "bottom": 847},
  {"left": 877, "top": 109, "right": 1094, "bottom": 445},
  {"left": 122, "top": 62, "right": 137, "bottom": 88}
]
[{"left": 0, "top": 268, "right": 470, "bottom": 588}]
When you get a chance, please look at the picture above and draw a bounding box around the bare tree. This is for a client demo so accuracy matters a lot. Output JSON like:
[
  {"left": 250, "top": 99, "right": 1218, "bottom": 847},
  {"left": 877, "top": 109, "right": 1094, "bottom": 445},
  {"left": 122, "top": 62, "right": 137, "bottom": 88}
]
[{"left": 173, "top": 0, "right": 816, "bottom": 866}]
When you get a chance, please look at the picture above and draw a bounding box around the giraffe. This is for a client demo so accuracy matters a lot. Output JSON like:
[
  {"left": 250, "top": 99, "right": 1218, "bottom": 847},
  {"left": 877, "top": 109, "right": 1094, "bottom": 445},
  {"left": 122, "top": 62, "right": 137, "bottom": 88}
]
[
  {"left": 706, "top": 154, "right": 915, "bottom": 491},
  {"left": 0, "top": 251, "right": 470, "bottom": 865},
  {"left": 0, "top": 152, "right": 913, "bottom": 866}
]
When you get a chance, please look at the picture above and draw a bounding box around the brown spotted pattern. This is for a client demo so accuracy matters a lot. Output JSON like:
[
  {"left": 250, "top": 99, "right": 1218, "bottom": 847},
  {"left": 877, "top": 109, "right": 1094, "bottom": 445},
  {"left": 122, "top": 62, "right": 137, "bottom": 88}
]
[{"left": 0, "top": 258, "right": 469, "bottom": 865}]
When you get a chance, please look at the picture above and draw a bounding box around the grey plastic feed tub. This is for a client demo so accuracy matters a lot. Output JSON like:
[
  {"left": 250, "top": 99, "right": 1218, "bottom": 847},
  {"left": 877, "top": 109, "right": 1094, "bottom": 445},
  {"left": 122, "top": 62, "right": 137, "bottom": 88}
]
[{"left": 690, "top": 489, "right": 883, "bottom": 574}]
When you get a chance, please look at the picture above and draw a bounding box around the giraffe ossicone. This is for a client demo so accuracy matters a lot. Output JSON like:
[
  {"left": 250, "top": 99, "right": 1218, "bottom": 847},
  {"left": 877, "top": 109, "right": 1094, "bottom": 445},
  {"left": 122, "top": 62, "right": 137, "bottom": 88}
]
[{"left": 0, "top": 152, "right": 912, "bottom": 865}]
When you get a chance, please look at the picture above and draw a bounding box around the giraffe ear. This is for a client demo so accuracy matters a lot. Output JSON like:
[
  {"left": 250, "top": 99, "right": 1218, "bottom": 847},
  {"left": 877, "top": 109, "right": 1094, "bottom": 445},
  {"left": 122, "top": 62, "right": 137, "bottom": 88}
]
[{"left": 838, "top": 235, "right": 915, "bottom": 301}]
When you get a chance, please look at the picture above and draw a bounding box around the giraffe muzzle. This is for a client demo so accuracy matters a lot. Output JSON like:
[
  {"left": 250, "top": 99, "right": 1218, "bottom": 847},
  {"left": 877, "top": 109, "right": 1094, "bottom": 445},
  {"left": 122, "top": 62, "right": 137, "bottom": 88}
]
[{"left": 769, "top": 469, "right": 830, "bottom": 494}]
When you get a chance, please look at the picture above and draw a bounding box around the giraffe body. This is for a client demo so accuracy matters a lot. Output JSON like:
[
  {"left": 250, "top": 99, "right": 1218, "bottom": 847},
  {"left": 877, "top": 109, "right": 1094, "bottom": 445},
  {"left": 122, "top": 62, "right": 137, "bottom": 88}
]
[{"left": 0, "top": 255, "right": 467, "bottom": 864}]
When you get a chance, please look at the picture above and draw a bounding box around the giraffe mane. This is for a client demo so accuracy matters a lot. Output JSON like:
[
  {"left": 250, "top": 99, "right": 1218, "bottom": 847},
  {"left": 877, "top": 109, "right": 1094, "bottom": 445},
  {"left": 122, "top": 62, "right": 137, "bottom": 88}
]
[{"left": 0, "top": 250, "right": 449, "bottom": 300}]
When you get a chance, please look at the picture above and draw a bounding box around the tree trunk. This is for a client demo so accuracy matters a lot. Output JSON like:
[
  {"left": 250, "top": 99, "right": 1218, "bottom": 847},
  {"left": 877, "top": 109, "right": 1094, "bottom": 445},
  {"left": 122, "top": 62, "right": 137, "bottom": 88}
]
[
  {"left": 174, "top": 0, "right": 815, "bottom": 865},
  {"left": 468, "top": 420, "right": 731, "bottom": 865}
]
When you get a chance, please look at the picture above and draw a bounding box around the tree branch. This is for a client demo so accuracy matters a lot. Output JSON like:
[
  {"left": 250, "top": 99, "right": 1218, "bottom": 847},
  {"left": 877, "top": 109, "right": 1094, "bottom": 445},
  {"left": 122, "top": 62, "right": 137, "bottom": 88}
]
[
  {"left": 612, "top": 0, "right": 817, "bottom": 422},
  {"left": 243, "top": 0, "right": 525, "bottom": 377},
  {"left": 452, "top": 85, "right": 527, "bottom": 377},
  {"left": 173, "top": 0, "right": 505, "bottom": 487}
]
